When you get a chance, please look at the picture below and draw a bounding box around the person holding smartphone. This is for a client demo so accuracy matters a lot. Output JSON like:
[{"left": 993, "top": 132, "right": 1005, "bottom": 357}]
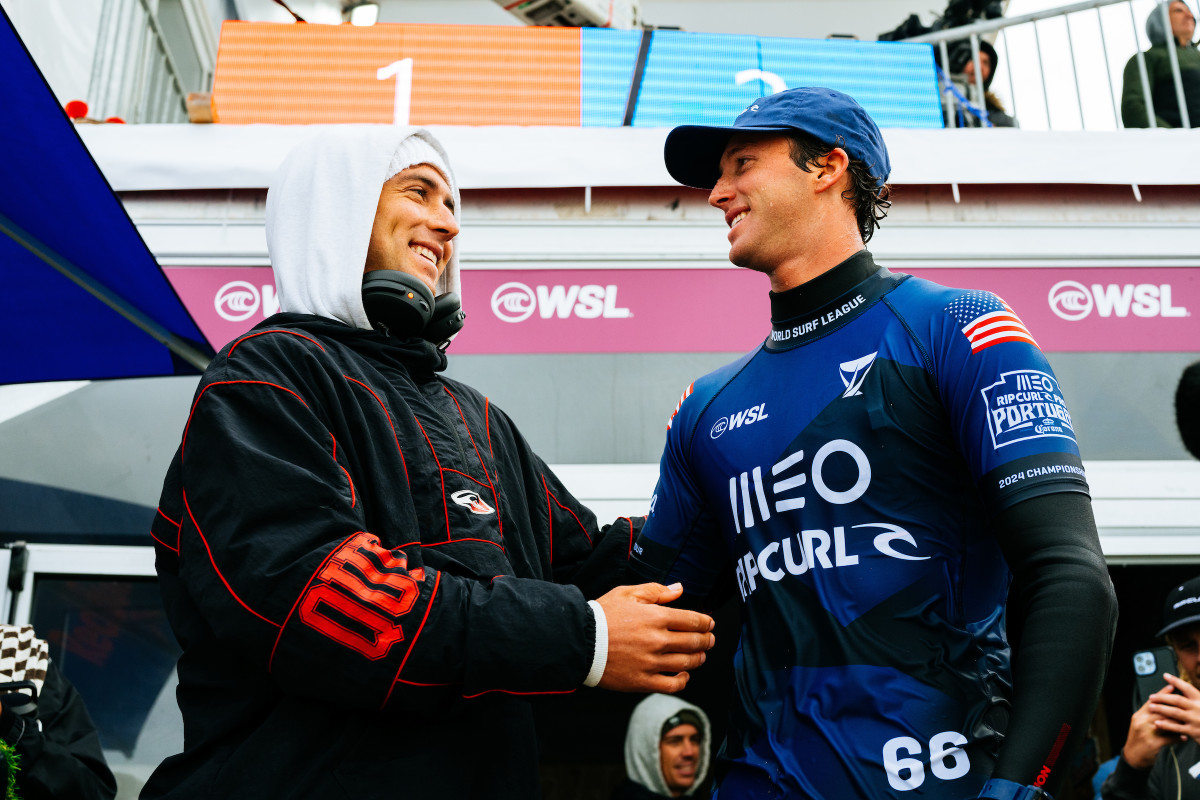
[{"left": 1103, "top": 576, "right": 1200, "bottom": 799}]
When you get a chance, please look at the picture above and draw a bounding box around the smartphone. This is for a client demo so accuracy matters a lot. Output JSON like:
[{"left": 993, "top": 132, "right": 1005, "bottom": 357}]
[{"left": 1132, "top": 645, "right": 1177, "bottom": 710}]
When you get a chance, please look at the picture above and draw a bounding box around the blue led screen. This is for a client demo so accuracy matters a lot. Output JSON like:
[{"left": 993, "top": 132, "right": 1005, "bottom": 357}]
[{"left": 581, "top": 28, "right": 943, "bottom": 129}]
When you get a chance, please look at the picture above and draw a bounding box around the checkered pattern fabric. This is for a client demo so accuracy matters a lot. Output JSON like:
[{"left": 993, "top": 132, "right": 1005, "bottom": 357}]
[{"left": 0, "top": 625, "right": 48, "bottom": 694}]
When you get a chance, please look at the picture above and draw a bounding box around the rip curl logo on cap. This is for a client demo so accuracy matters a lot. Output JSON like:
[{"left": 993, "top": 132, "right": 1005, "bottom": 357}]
[
  {"left": 491, "top": 282, "right": 536, "bottom": 323},
  {"left": 451, "top": 490, "right": 495, "bottom": 515},
  {"left": 215, "top": 281, "right": 260, "bottom": 322}
]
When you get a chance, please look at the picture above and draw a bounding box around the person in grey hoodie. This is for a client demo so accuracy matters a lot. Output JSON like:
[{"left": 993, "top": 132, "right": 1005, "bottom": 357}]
[
  {"left": 1121, "top": 0, "right": 1200, "bottom": 127},
  {"left": 613, "top": 695, "right": 711, "bottom": 799}
]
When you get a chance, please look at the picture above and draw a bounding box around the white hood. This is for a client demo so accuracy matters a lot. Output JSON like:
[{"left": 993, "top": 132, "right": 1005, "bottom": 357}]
[
  {"left": 623, "top": 694, "right": 712, "bottom": 796},
  {"left": 264, "top": 126, "right": 461, "bottom": 331}
]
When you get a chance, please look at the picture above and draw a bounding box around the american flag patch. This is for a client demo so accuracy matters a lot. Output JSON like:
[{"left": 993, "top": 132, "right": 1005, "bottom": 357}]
[{"left": 946, "top": 291, "right": 1038, "bottom": 353}]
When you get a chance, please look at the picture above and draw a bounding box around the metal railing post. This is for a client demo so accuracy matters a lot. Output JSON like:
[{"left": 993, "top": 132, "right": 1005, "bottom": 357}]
[
  {"left": 136, "top": 0, "right": 188, "bottom": 121},
  {"left": 970, "top": 32, "right": 987, "bottom": 124},
  {"left": 1032, "top": 20, "right": 1053, "bottom": 128},
  {"left": 1161, "top": 0, "right": 1192, "bottom": 127},
  {"left": 940, "top": 39, "right": 958, "bottom": 128},
  {"left": 1096, "top": 6, "right": 1121, "bottom": 127},
  {"left": 1131, "top": 0, "right": 1159, "bottom": 127},
  {"left": 1001, "top": 28, "right": 1019, "bottom": 121},
  {"left": 87, "top": 0, "right": 118, "bottom": 116},
  {"left": 1064, "top": 14, "right": 1086, "bottom": 128}
]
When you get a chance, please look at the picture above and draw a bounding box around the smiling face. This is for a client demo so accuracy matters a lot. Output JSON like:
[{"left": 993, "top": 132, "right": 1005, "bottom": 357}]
[
  {"left": 708, "top": 132, "right": 820, "bottom": 276},
  {"left": 659, "top": 723, "right": 701, "bottom": 796},
  {"left": 363, "top": 164, "right": 459, "bottom": 294}
]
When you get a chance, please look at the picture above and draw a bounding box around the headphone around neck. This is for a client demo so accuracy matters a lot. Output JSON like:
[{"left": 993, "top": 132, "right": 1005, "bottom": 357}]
[{"left": 360, "top": 270, "right": 465, "bottom": 350}]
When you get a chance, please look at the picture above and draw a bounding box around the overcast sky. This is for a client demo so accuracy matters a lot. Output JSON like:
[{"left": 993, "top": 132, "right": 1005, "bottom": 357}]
[{"left": 988, "top": 0, "right": 1196, "bottom": 129}]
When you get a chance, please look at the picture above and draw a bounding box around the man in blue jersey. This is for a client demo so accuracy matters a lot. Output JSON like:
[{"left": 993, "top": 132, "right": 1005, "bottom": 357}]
[{"left": 628, "top": 87, "right": 1117, "bottom": 800}]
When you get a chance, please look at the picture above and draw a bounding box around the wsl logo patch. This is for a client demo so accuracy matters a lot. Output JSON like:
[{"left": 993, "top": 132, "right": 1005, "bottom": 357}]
[
  {"left": 710, "top": 403, "right": 768, "bottom": 439},
  {"left": 981, "top": 370, "right": 1076, "bottom": 449},
  {"left": 839, "top": 352, "right": 877, "bottom": 398},
  {"left": 450, "top": 490, "right": 495, "bottom": 515}
]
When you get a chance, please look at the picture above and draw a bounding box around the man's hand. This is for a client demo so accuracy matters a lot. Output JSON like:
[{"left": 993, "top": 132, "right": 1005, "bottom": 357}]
[
  {"left": 595, "top": 582, "right": 715, "bottom": 694},
  {"left": 1121, "top": 678, "right": 1182, "bottom": 769},
  {"left": 1147, "top": 673, "right": 1200, "bottom": 743}
]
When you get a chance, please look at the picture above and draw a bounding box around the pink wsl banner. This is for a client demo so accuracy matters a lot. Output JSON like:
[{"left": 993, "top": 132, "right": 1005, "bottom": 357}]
[{"left": 165, "top": 266, "right": 1198, "bottom": 354}]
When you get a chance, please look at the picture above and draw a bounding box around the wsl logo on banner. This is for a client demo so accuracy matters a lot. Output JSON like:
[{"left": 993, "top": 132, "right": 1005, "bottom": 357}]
[
  {"left": 215, "top": 281, "right": 280, "bottom": 322},
  {"left": 491, "top": 282, "right": 631, "bottom": 323},
  {"left": 1049, "top": 281, "right": 1188, "bottom": 321},
  {"left": 980, "top": 369, "right": 1076, "bottom": 449}
]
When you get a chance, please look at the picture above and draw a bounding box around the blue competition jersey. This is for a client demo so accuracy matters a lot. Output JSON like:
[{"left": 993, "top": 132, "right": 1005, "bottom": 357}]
[{"left": 631, "top": 255, "right": 1088, "bottom": 800}]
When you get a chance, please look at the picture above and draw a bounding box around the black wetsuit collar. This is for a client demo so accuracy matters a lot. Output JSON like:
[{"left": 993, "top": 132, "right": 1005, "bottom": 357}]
[{"left": 766, "top": 251, "right": 898, "bottom": 351}]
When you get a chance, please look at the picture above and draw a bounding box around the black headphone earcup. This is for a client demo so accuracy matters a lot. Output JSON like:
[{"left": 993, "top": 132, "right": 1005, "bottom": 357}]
[
  {"left": 361, "top": 271, "right": 434, "bottom": 337},
  {"left": 423, "top": 292, "right": 466, "bottom": 349}
]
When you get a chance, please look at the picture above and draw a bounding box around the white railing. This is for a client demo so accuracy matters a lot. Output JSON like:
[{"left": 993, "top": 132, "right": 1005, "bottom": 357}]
[
  {"left": 904, "top": 0, "right": 1194, "bottom": 130},
  {"left": 87, "top": 0, "right": 188, "bottom": 123}
]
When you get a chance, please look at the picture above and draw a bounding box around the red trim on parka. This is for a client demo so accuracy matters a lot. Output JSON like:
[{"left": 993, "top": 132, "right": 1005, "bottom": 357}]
[
  {"left": 182, "top": 488, "right": 280, "bottom": 629},
  {"left": 343, "top": 376, "right": 411, "bottom": 489}
]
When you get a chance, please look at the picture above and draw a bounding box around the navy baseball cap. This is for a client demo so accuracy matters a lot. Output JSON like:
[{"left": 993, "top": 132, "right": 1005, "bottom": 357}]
[
  {"left": 663, "top": 87, "right": 891, "bottom": 191},
  {"left": 1158, "top": 575, "right": 1200, "bottom": 637}
]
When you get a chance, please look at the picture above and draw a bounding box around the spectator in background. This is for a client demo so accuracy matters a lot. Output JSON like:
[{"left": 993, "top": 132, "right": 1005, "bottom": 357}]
[
  {"left": 1097, "top": 362, "right": 1200, "bottom": 800},
  {"left": 1101, "top": 576, "right": 1200, "bottom": 799},
  {"left": 942, "top": 40, "right": 1018, "bottom": 128},
  {"left": 613, "top": 695, "right": 710, "bottom": 799},
  {"left": 0, "top": 625, "right": 116, "bottom": 800},
  {"left": 1121, "top": 1, "right": 1200, "bottom": 128}
]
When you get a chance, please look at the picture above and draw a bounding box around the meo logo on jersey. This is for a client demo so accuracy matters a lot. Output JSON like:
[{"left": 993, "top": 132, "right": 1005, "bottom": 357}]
[
  {"left": 980, "top": 369, "right": 1076, "bottom": 449},
  {"left": 451, "top": 490, "right": 495, "bottom": 515},
  {"left": 729, "top": 438, "right": 870, "bottom": 532}
]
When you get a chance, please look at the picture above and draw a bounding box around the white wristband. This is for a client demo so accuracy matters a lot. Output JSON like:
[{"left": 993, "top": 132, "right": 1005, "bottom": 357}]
[{"left": 583, "top": 600, "right": 608, "bottom": 687}]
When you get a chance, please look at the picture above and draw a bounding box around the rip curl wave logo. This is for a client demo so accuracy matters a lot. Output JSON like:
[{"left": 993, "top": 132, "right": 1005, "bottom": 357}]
[
  {"left": 450, "top": 490, "right": 495, "bottom": 515},
  {"left": 1048, "top": 281, "right": 1093, "bottom": 321},
  {"left": 215, "top": 281, "right": 260, "bottom": 322},
  {"left": 491, "top": 282, "right": 537, "bottom": 323}
]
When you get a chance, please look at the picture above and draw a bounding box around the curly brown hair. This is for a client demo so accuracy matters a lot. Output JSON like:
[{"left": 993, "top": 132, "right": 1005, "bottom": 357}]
[{"left": 785, "top": 132, "right": 891, "bottom": 243}]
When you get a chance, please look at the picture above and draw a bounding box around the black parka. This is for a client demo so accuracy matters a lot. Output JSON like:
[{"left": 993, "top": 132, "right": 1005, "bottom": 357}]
[{"left": 143, "top": 314, "right": 636, "bottom": 799}]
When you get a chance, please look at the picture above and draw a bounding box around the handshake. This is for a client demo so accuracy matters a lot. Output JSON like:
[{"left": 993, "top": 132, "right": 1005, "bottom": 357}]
[{"left": 593, "top": 582, "right": 716, "bottom": 694}]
